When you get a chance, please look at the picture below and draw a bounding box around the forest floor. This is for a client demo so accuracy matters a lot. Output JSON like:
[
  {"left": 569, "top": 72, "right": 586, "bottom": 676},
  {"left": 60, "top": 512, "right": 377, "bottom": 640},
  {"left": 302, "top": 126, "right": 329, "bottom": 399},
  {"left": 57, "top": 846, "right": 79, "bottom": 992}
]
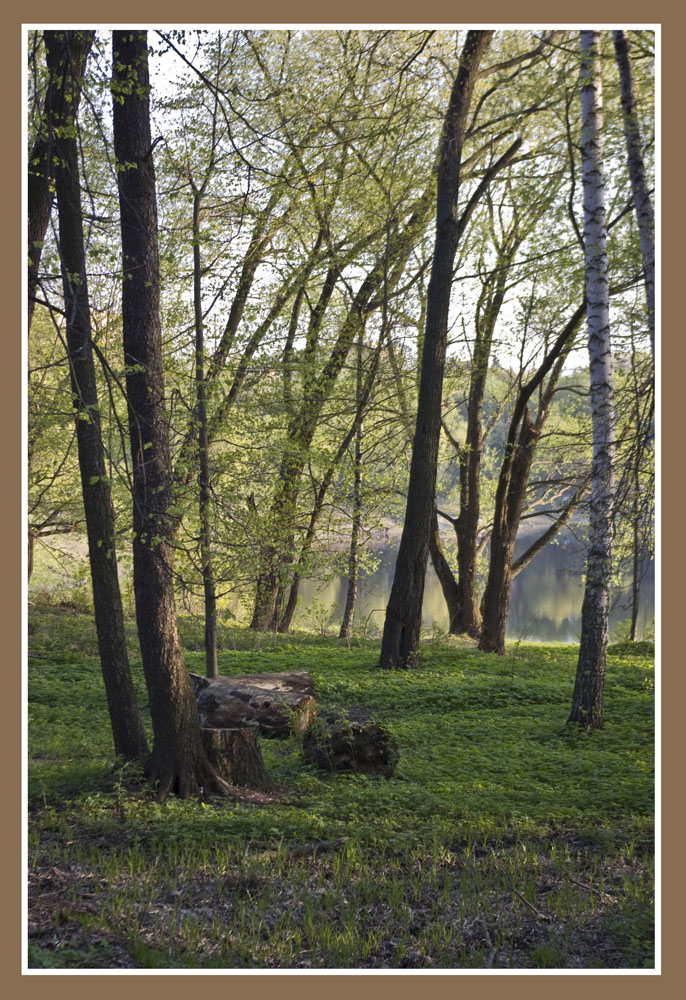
[{"left": 27, "top": 604, "right": 655, "bottom": 970}]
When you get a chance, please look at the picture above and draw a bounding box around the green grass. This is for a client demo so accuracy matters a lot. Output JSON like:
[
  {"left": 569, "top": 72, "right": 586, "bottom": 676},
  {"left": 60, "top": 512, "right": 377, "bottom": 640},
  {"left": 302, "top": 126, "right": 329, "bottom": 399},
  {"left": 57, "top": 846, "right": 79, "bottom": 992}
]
[{"left": 27, "top": 605, "right": 655, "bottom": 970}]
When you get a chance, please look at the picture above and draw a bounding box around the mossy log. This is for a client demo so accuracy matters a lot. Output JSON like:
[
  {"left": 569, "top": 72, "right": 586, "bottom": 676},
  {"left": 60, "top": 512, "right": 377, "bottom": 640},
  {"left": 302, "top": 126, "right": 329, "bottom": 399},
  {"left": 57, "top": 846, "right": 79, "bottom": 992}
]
[
  {"left": 302, "top": 709, "right": 399, "bottom": 777},
  {"left": 189, "top": 671, "right": 316, "bottom": 737},
  {"left": 200, "top": 727, "right": 270, "bottom": 790}
]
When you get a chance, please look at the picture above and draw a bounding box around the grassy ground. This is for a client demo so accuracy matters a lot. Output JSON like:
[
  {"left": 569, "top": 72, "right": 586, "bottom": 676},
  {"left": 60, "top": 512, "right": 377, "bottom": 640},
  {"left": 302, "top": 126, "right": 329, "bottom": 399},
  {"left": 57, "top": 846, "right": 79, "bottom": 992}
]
[{"left": 27, "top": 604, "right": 655, "bottom": 970}]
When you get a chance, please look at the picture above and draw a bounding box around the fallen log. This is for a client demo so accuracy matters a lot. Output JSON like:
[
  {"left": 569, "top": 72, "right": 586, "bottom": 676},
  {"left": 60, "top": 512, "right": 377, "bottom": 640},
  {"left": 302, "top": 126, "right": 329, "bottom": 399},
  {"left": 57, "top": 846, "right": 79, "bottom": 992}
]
[{"left": 189, "top": 671, "right": 316, "bottom": 737}]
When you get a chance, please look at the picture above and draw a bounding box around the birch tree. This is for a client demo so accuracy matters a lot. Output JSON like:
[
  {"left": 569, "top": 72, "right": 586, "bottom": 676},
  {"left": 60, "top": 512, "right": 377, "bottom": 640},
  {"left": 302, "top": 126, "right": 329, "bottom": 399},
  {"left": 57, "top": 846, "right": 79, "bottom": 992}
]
[{"left": 569, "top": 31, "right": 616, "bottom": 729}]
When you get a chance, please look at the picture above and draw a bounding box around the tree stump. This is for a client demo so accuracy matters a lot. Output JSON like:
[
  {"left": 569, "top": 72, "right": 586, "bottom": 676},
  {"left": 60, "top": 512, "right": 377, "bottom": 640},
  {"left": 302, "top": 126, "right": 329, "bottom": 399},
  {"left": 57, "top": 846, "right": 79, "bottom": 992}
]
[
  {"left": 189, "top": 671, "right": 316, "bottom": 737},
  {"left": 302, "top": 709, "right": 399, "bottom": 777},
  {"left": 201, "top": 727, "right": 270, "bottom": 790}
]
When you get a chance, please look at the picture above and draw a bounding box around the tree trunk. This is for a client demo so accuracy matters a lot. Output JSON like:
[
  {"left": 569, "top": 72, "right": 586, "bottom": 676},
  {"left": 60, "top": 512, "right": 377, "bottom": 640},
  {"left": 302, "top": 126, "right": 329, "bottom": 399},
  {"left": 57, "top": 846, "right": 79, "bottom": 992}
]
[
  {"left": 628, "top": 350, "right": 645, "bottom": 642},
  {"left": 454, "top": 261, "right": 509, "bottom": 637},
  {"left": 339, "top": 336, "right": 365, "bottom": 639},
  {"left": 46, "top": 30, "right": 148, "bottom": 762},
  {"left": 569, "top": 32, "right": 616, "bottom": 729},
  {"left": 428, "top": 510, "right": 461, "bottom": 633},
  {"left": 113, "top": 30, "right": 226, "bottom": 796},
  {"left": 28, "top": 529, "right": 36, "bottom": 583},
  {"left": 478, "top": 408, "right": 540, "bottom": 654},
  {"left": 28, "top": 30, "right": 93, "bottom": 329},
  {"left": 192, "top": 191, "right": 219, "bottom": 679},
  {"left": 612, "top": 30, "right": 655, "bottom": 361},
  {"left": 478, "top": 301, "right": 586, "bottom": 654},
  {"left": 200, "top": 729, "right": 270, "bottom": 791},
  {"left": 379, "top": 31, "right": 499, "bottom": 669},
  {"left": 629, "top": 513, "right": 641, "bottom": 642}
]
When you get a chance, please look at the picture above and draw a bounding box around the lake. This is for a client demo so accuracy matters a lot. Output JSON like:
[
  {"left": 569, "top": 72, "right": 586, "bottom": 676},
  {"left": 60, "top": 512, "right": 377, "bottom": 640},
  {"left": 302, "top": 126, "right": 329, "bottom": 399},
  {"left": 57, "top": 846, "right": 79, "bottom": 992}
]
[{"left": 295, "top": 528, "right": 655, "bottom": 643}]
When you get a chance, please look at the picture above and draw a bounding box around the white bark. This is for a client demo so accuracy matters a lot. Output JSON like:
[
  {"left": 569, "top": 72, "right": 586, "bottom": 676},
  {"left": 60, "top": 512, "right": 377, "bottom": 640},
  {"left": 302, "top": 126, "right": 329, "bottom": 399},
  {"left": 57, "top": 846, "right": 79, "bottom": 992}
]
[{"left": 570, "top": 31, "right": 616, "bottom": 727}]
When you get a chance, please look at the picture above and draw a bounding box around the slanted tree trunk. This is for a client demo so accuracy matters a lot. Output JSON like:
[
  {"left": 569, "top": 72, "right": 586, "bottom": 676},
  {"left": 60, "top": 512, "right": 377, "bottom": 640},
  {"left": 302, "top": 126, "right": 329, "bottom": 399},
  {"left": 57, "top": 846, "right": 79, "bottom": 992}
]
[
  {"left": 46, "top": 30, "right": 148, "bottom": 762},
  {"left": 28, "top": 30, "right": 93, "bottom": 329},
  {"left": 569, "top": 32, "right": 616, "bottom": 729},
  {"left": 478, "top": 303, "right": 587, "bottom": 654},
  {"left": 380, "top": 30, "right": 523, "bottom": 668},
  {"left": 112, "top": 30, "right": 229, "bottom": 796},
  {"left": 612, "top": 30, "right": 655, "bottom": 361},
  {"left": 428, "top": 509, "right": 461, "bottom": 633},
  {"left": 509, "top": 485, "right": 588, "bottom": 581}
]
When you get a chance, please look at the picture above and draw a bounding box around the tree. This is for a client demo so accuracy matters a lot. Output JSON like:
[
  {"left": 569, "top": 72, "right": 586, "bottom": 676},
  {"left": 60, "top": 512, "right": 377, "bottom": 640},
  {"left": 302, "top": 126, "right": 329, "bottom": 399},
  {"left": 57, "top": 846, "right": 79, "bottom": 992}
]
[
  {"left": 478, "top": 302, "right": 588, "bottom": 654},
  {"left": 28, "top": 311, "right": 82, "bottom": 583},
  {"left": 242, "top": 30, "right": 440, "bottom": 632},
  {"left": 379, "top": 30, "right": 522, "bottom": 668},
  {"left": 112, "top": 29, "right": 227, "bottom": 795},
  {"left": 569, "top": 31, "right": 616, "bottom": 729},
  {"left": 612, "top": 30, "right": 655, "bottom": 361},
  {"left": 433, "top": 193, "right": 532, "bottom": 640},
  {"left": 339, "top": 334, "right": 367, "bottom": 639},
  {"left": 612, "top": 324, "right": 654, "bottom": 641},
  {"left": 28, "top": 31, "right": 93, "bottom": 329},
  {"left": 44, "top": 29, "right": 148, "bottom": 761},
  {"left": 168, "top": 43, "right": 226, "bottom": 679}
]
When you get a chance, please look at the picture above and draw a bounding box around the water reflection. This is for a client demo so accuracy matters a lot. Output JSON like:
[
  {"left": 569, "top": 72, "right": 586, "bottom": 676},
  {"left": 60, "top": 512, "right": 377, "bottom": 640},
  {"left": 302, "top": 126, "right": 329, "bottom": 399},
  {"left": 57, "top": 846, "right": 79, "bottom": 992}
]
[{"left": 295, "top": 532, "right": 654, "bottom": 643}]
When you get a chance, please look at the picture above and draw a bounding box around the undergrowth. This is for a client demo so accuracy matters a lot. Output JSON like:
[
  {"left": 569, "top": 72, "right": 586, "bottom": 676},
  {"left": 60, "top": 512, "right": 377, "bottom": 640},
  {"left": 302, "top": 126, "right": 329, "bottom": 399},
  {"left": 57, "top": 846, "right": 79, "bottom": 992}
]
[{"left": 27, "top": 605, "right": 655, "bottom": 970}]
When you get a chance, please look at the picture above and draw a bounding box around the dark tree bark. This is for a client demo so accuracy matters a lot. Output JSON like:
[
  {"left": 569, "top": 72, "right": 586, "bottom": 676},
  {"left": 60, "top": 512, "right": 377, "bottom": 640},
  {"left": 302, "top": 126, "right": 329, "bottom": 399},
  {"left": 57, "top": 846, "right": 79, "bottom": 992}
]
[
  {"left": 454, "top": 250, "right": 512, "bottom": 637},
  {"left": 426, "top": 217, "right": 531, "bottom": 638},
  {"left": 112, "top": 30, "right": 228, "bottom": 796},
  {"left": 46, "top": 30, "right": 148, "bottom": 762},
  {"left": 478, "top": 407, "right": 542, "bottom": 654},
  {"left": 612, "top": 30, "right": 655, "bottom": 361},
  {"left": 200, "top": 729, "right": 270, "bottom": 790},
  {"left": 428, "top": 508, "right": 461, "bottom": 633},
  {"left": 28, "top": 30, "right": 93, "bottom": 329},
  {"left": 379, "top": 30, "right": 522, "bottom": 668},
  {"left": 478, "top": 303, "right": 587, "bottom": 654},
  {"left": 569, "top": 32, "right": 616, "bottom": 729}
]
